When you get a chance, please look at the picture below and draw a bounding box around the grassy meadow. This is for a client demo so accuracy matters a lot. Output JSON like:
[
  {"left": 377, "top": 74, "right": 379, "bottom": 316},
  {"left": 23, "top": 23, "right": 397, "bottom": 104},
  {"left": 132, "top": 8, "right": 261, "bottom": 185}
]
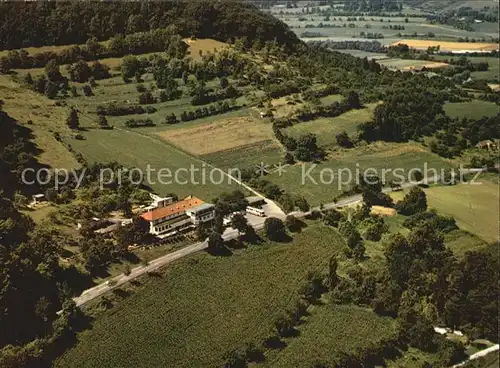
[
  {"left": 0, "top": 75, "right": 79, "bottom": 169},
  {"left": 64, "top": 127, "right": 243, "bottom": 201},
  {"left": 444, "top": 100, "right": 499, "bottom": 119},
  {"left": 54, "top": 224, "right": 354, "bottom": 367},
  {"left": 284, "top": 102, "right": 380, "bottom": 147},
  {"left": 266, "top": 142, "right": 451, "bottom": 206},
  {"left": 391, "top": 179, "right": 500, "bottom": 244}
]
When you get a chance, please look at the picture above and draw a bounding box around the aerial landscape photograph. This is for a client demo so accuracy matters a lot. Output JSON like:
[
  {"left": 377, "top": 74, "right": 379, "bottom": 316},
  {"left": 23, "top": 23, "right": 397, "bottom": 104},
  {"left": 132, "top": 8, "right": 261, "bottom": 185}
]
[{"left": 0, "top": 0, "right": 498, "bottom": 367}]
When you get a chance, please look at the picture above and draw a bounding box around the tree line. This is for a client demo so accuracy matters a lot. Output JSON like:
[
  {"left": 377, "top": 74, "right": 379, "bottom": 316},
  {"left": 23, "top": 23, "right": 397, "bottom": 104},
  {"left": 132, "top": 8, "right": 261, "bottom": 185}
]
[{"left": 0, "top": 1, "right": 300, "bottom": 52}]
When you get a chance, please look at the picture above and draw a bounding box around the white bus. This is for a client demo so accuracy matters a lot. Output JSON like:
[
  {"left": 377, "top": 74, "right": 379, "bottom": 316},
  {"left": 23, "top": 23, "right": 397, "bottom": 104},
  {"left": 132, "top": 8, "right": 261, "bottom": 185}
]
[{"left": 246, "top": 206, "right": 265, "bottom": 217}]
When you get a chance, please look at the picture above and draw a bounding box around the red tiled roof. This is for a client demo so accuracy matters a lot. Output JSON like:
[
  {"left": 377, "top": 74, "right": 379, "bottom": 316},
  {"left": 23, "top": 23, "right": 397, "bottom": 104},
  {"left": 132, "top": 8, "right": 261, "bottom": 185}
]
[{"left": 141, "top": 196, "right": 204, "bottom": 222}]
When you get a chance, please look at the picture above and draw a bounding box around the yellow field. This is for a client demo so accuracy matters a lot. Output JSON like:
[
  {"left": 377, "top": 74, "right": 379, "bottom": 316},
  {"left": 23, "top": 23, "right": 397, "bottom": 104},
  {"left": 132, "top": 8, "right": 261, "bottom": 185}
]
[
  {"left": 184, "top": 38, "right": 229, "bottom": 61},
  {"left": 393, "top": 40, "right": 499, "bottom": 52},
  {"left": 403, "top": 62, "right": 449, "bottom": 71},
  {"left": 157, "top": 115, "right": 275, "bottom": 156}
]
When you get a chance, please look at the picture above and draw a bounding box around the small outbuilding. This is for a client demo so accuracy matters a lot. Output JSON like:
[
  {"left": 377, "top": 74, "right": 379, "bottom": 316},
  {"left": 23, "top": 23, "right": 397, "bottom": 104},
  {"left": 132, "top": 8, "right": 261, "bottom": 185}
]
[{"left": 31, "top": 193, "right": 46, "bottom": 204}]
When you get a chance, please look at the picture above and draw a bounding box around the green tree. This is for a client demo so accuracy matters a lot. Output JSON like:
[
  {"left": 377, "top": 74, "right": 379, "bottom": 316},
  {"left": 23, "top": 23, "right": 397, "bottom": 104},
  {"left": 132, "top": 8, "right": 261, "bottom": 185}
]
[
  {"left": 219, "top": 76, "right": 229, "bottom": 89},
  {"left": 121, "top": 56, "right": 141, "bottom": 79},
  {"left": 231, "top": 213, "right": 249, "bottom": 235},
  {"left": 207, "top": 232, "right": 225, "bottom": 254},
  {"left": 280, "top": 193, "right": 295, "bottom": 213},
  {"left": 412, "top": 169, "right": 424, "bottom": 182},
  {"left": 295, "top": 196, "right": 310, "bottom": 212},
  {"left": 45, "top": 59, "right": 63, "bottom": 82},
  {"left": 66, "top": 107, "right": 79, "bottom": 130},
  {"left": 285, "top": 214, "right": 301, "bottom": 232},
  {"left": 347, "top": 90, "right": 361, "bottom": 109},
  {"left": 336, "top": 130, "right": 353, "bottom": 148},
  {"left": 327, "top": 255, "right": 339, "bottom": 290},
  {"left": 264, "top": 217, "right": 286, "bottom": 241},
  {"left": 323, "top": 209, "right": 342, "bottom": 227},
  {"left": 97, "top": 114, "right": 109, "bottom": 128},
  {"left": 396, "top": 186, "right": 427, "bottom": 215}
]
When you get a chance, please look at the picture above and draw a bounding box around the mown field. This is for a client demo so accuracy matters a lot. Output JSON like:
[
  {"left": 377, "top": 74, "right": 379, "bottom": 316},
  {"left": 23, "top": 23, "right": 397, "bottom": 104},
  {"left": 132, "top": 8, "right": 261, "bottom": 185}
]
[
  {"left": 267, "top": 142, "right": 451, "bottom": 206},
  {"left": 267, "top": 304, "right": 397, "bottom": 367},
  {"left": 391, "top": 179, "right": 500, "bottom": 243},
  {"left": 284, "top": 102, "right": 379, "bottom": 147},
  {"left": 444, "top": 100, "right": 499, "bottom": 119},
  {"left": 156, "top": 114, "right": 274, "bottom": 156},
  {"left": 54, "top": 224, "right": 353, "bottom": 367},
  {"left": 64, "top": 128, "right": 243, "bottom": 201}
]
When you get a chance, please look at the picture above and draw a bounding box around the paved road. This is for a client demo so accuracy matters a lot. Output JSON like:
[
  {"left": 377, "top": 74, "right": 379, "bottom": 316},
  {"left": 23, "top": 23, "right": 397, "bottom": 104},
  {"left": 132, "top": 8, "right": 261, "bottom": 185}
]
[
  {"left": 73, "top": 219, "right": 269, "bottom": 307},
  {"left": 452, "top": 344, "right": 499, "bottom": 367},
  {"left": 73, "top": 170, "right": 481, "bottom": 307}
]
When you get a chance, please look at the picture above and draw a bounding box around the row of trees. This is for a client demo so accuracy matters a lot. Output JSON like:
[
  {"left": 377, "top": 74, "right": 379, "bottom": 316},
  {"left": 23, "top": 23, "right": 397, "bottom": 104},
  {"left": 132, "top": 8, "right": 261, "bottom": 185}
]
[
  {"left": 96, "top": 103, "right": 156, "bottom": 116},
  {"left": 175, "top": 100, "right": 235, "bottom": 123},
  {"left": 124, "top": 118, "right": 155, "bottom": 128}
]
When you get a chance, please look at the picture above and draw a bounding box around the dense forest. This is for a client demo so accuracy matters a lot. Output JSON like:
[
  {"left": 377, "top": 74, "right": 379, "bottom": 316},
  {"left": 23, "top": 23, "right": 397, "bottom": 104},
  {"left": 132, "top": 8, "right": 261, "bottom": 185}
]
[{"left": 0, "top": 1, "right": 300, "bottom": 51}]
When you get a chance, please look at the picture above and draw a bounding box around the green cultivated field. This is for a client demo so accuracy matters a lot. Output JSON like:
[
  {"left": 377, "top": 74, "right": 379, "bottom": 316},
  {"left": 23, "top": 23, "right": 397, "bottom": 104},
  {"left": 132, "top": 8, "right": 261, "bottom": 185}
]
[
  {"left": 444, "top": 100, "right": 499, "bottom": 119},
  {"left": 268, "top": 305, "right": 397, "bottom": 367},
  {"left": 55, "top": 224, "right": 348, "bottom": 368},
  {"left": 283, "top": 14, "right": 494, "bottom": 42},
  {"left": 267, "top": 142, "right": 451, "bottom": 206},
  {"left": 284, "top": 103, "right": 379, "bottom": 147},
  {"left": 65, "top": 128, "right": 243, "bottom": 201}
]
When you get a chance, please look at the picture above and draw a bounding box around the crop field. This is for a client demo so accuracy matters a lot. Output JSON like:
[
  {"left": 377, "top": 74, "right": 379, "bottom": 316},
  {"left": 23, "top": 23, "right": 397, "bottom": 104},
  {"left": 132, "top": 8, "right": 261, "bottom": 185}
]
[
  {"left": 284, "top": 103, "right": 379, "bottom": 147},
  {"left": 64, "top": 128, "right": 243, "bottom": 201},
  {"left": 282, "top": 13, "right": 495, "bottom": 43},
  {"left": 0, "top": 75, "right": 79, "bottom": 169},
  {"left": 379, "top": 58, "right": 448, "bottom": 70},
  {"left": 266, "top": 142, "right": 451, "bottom": 206},
  {"left": 54, "top": 224, "right": 348, "bottom": 368},
  {"left": 392, "top": 40, "right": 499, "bottom": 52},
  {"left": 157, "top": 115, "right": 275, "bottom": 156},
  {"left": 444, "top": 100, "right": 499, "bottom": 119},
  {"left": 202, "top": 140, "right": 284, "bottom": 171},
  {"left": 267, "top": 305, "right": 397, "bottom": 367},
  {"left": 391, "top": 180, "right": 499, "bottom": 243}
]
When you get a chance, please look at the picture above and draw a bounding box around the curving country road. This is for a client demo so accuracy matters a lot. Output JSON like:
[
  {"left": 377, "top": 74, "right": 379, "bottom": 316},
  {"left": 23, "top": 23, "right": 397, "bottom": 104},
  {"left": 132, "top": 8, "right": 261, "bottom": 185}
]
[
  {"left": 73, "top": 170, "right": 482, "bottom": 307},
  {"left": 72, "top": 193, "right": 364, "bottom": 307}
]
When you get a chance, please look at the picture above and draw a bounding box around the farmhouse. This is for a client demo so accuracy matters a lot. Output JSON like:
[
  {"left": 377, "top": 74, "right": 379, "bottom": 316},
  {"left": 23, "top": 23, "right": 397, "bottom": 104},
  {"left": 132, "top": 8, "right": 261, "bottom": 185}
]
[
  {"left": 141, "top": 195, "right": 215, "bottom": 236},
  {"left": 475, "top": 140, "right": 497, "bottom": 150}
]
